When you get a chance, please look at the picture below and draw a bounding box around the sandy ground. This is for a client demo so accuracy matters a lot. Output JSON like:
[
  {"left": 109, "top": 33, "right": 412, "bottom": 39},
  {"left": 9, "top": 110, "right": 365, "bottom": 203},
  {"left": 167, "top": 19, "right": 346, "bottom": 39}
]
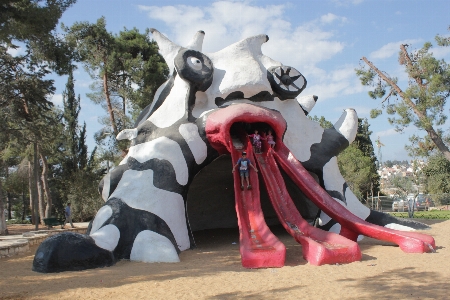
[{"left": 1, "top": 220, "right": 449, "bottom": 300}]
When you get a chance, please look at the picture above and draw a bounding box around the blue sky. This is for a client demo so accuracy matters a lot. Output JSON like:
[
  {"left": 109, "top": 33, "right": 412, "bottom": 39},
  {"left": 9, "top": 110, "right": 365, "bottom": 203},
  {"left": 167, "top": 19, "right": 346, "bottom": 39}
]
[{"left": 48, "top": 0, "right": 450, "bottom": 162}]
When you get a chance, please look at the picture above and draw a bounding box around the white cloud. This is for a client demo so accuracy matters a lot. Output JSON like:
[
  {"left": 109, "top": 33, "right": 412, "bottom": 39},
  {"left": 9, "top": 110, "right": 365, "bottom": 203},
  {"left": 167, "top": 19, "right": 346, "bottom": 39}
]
[
  {"left": 331, "top": 0, "right": 364, "bottom": 6},
  {"left": 6, "top": 46, "right": 25, "bottom": 57},
  {"left": 375, "top": 128, "right": 398, "bottom": 137},
  {"left": 375, "top": 126, "right": 415, "bottom": 138},
  {"left": 334, "top": 105, "right": 371, "bottom": 115},
  {"left": 74, "top": 79, "right": 91, "bottom": 88},
  {"left": 50, "top": 94, "right": 63, "bottom": 107},
  {"left": 430, "top": 46, "right": 450, "bottom": 59},
  {"left": 306, "top": 65, "right": 366, "bottom": 100},
  {"left": 369, "top": 39, "right": 422, "bottom": 60},
  {"left": 320, "top": 13, "right": 347, "bottom": 24},
  {"left": 139, "top": 1, "right": 345, "bottom": 69}
]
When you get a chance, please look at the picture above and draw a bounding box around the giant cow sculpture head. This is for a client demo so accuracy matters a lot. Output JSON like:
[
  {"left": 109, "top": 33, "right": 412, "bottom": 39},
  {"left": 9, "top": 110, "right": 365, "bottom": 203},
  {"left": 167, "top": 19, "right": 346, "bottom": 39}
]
[{"left": 33, "top": 30, "right": 435, "bottom": 272}]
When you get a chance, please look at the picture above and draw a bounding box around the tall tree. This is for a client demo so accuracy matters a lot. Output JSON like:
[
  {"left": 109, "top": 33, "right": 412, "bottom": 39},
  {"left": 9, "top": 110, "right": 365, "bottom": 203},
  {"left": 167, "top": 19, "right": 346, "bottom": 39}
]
[
  {"left": 356, "top": 27, "right": 450, "bottom": 161},
  {"left": 353, "top": 118, "right": 381, "bottom": 196},
  {"left": 423, "top": 154, "right": 450, "bottom": 195},
  {"left": 311, "top": 116, "right": 380, "bottom": 200},
  {"left": 63, "top": 17, "right": 119, "bottom": 136},
  {"left": 337, "top": 145, "right": 372, "bottom": 200},
  {"left": 64, "top": 18, "right": 168, "bottom": 156},
  {"left": 0, "top": 0, "right": 76, "bottom": 232},
  {"left": 0, "top": 0, "right": 76, "bottom": 75}
]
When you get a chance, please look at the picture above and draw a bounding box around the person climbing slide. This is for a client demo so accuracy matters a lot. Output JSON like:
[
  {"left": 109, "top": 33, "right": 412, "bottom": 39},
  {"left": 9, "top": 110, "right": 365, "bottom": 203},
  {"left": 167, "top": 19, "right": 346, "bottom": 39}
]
[{"left": 232, "top": 151, "right": 258, "bottom": 190}]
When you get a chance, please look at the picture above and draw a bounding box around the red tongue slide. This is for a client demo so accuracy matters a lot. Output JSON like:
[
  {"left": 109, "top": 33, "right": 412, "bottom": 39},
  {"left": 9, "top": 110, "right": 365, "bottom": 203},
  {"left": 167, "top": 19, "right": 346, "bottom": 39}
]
[
  {"left": 230, "top": 136, "right": 286, "bottom": 268},
  {"left": 206, "top": 104, "right": 435, "bottom": 269}
]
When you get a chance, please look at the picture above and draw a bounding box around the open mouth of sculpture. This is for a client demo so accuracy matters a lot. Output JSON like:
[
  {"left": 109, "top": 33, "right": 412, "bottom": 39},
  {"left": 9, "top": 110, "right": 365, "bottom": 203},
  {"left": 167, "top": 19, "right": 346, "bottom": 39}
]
[{"left": 205, "top": 103, "right": 435, "bottom": 268}]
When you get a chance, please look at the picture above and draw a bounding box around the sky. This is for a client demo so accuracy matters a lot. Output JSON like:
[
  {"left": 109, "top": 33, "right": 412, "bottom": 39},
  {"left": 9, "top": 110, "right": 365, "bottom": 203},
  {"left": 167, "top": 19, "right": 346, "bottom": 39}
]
[{"left": 48, "top": 0, "right": 450, "bottom": 162}]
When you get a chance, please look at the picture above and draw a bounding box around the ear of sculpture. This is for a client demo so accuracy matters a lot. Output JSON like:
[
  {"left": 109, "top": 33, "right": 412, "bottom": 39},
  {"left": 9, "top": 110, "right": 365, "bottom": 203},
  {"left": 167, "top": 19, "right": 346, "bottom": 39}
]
[
  {"left": 267, "top": 66, "right": 307, "bottom": 100},
  {"left": 174, "top": 49, "right": 214, "bottom": 91},
  {"left": 150, "top": 28, "right": 182, "bottom": 74},
  {"left": 116, "top": 128, "right": 138, "bottom": 141},
  {"left": 333, "top": 108, "right": 358, "bottom": 144}
]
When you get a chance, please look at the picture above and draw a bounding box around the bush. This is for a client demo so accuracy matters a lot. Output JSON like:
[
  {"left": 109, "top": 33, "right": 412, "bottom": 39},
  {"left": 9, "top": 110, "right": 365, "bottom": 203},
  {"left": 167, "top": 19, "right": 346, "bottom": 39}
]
[{"left": 6, "top": 219, "right": 31, "bottom": 225}]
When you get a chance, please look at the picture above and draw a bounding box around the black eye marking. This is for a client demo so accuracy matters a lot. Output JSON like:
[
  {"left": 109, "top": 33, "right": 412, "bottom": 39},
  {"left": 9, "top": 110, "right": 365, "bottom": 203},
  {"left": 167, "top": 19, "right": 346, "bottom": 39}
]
[
  {"left": 267, "top": 66, "right": 307, "bottom": 100},
  {"left": 174, "top": 49, "right": 214, "bottom": 91}
]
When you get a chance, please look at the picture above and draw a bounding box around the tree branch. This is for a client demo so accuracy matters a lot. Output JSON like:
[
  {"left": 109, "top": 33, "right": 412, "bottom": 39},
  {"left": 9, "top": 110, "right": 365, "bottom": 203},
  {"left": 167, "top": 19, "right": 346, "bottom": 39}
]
[
  {"left": 361, "top": 56, "right": 450, "bottom": 161},
  {"left": 399, "top": 44, "right": 425, "bottom": 88}
]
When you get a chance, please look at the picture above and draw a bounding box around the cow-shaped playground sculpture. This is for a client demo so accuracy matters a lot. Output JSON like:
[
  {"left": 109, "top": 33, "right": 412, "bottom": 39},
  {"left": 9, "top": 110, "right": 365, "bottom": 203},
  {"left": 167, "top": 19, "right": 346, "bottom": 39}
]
[{"left": 33, "top": 30, "right": 435, "bottom": 273}]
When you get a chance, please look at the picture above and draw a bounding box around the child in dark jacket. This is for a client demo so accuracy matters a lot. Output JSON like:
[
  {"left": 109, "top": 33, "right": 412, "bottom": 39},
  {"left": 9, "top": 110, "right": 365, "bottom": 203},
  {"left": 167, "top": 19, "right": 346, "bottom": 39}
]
[{"left": 232, "top": 151, "right": 258, "bottom": 190}]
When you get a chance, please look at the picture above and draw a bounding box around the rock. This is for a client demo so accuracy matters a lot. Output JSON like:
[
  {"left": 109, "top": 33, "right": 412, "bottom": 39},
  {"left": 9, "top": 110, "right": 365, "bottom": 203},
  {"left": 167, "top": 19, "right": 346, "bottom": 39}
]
[{"left": 32, "top": 232, "right": 116, "bottom": 273}]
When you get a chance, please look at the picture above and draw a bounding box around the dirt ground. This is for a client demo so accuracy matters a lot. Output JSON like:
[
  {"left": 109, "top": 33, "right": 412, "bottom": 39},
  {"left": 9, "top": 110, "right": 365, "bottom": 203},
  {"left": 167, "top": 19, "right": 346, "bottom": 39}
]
[{"left": 1, "top": 219, "right": 449, "bottom": 300}]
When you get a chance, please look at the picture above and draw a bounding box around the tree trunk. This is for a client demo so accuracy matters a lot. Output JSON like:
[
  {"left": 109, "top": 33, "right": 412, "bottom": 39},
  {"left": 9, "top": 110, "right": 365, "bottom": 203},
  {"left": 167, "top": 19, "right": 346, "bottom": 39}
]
[
  {"left": 361, "top": 56, "right": 450, "bottom": 161},
  {"left": 28, "top": 161, "right": 34, "bottom": 224},
  {"left": 39, "top": 150, "right": 53, "bottom": 218},
  {"left": 36, "top": 146, "right": 45, "bottom": 224},
  {"left": 102, "top": 70, "right": 118, "bottom": 136},
  {"left": 21, "top": 179, "right": 26, "bottom": 222},
  {"left": 32, "top": 142, "right": 39, "bottom": 230},
  {"left": 0, "top": 175, "right": 8, "bottom": 235},
  {"left": 6, "top": 192, "right": 11, "bottom": 220},
  {"left": 37, "top": 173, "right": 45, "bottom": 225},
  {"left": 4, "top": 165, "right": 12, "bottom": 220}
]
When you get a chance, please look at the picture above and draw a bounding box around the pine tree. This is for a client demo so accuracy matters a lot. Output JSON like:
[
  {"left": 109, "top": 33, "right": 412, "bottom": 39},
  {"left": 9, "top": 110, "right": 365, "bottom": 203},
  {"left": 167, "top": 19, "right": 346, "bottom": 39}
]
[{"left": 356, "top": 27, "right": 450, "bottom": 161}]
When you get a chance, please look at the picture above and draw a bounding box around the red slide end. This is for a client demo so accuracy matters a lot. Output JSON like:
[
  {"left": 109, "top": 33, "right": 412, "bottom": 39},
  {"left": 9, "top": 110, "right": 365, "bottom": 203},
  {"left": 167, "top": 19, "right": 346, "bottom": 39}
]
[
  {"left": 256, "top": 147, "right": 361, "bottom": 265},
  {"left": 274, "top": 144, "right": 435, "bottom": 253},
  {"left": 231, "top": 138, "right": 285, "bottom": 268}
]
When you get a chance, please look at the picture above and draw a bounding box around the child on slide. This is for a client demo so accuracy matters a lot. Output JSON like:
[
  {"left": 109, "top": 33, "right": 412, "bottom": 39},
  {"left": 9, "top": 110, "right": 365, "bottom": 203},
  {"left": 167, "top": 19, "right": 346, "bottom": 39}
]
[
  {"left": 232, "top": 151, "right": 258, "bottom": 190},
  {"left": 266, "top": 130, "right": 275, "bottom": 149},
  {"left": 248, "top": 130, "right": 262, "bottom": 154}
]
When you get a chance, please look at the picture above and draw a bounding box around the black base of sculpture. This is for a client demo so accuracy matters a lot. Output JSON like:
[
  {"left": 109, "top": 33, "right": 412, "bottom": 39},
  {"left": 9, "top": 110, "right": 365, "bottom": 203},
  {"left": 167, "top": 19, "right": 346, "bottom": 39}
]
[{"left": 32, "top": 232, "right": 115, "bottom": 273}]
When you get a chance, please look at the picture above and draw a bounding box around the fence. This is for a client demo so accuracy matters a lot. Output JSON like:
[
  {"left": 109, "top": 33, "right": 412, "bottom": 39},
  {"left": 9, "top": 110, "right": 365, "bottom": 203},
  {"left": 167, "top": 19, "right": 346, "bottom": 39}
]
[{"left": 364, "top": 194, "right": 450, "bottom": 219}]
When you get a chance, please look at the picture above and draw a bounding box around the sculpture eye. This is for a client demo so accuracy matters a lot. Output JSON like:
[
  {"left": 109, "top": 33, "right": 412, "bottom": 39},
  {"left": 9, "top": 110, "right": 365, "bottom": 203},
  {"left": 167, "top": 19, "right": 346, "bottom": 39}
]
[
  {"left": 267, "top": 66, "right": 307, "bottom": 100},
  {"left": 175, "top": 49, "right": 214, "bottom": 91},
  {"left": 187, "top": 56, "right": 203, "bottom": 71}
]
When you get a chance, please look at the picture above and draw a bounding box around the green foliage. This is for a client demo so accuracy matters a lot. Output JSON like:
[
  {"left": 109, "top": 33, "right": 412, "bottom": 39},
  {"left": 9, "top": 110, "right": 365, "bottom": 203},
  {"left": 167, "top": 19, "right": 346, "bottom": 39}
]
[
  {"left": 337, "top": 145, "right": 372, "bottom": 200},
  {"left": 0, "top": 0, "right": 75, "bottom": 44},
  {"left": 388, "top": 175, "right": 415, "bottom": 197},
  {"left": 0, "top": 0, "right": 76, "bottom": 75},
  {"left": 113, "top": 27, "right": 169, "bottom": 117},
  {"left": 309, "top": 115, "right": 333, "bottom": 129},
  {"left": 6, "top": 219, "right": 30, "bottom": 225},
  {"left": 423, "top": 154, "right": 450, "bottom": 194},
  {"left": 65, "top": 163, "right": 104, "bottom": 222},
  {"left": 389, "top": 210, "right": 450, "bottom": 219},
  {"left": 369, "top": 109, "right": 382, "bottom": 118},
  {"left": 383, "top": 160, "right": 409, "bottom": 167},
  {"left": 435, "top": 26, "right": 450, "bottom": 47}
]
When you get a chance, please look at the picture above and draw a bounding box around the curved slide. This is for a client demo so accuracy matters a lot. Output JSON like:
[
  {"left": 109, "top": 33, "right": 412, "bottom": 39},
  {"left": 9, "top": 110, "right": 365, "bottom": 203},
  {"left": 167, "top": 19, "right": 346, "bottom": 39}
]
[{"left": 255, "top": 146, "right": 362, "bottom": 265}]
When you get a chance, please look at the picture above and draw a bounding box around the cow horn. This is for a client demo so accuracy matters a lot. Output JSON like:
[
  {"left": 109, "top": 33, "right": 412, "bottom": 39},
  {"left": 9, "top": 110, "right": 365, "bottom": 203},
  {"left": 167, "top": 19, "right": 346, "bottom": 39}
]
[{"left": 186, "top": 30, "right": 205, "bottom": 51}]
